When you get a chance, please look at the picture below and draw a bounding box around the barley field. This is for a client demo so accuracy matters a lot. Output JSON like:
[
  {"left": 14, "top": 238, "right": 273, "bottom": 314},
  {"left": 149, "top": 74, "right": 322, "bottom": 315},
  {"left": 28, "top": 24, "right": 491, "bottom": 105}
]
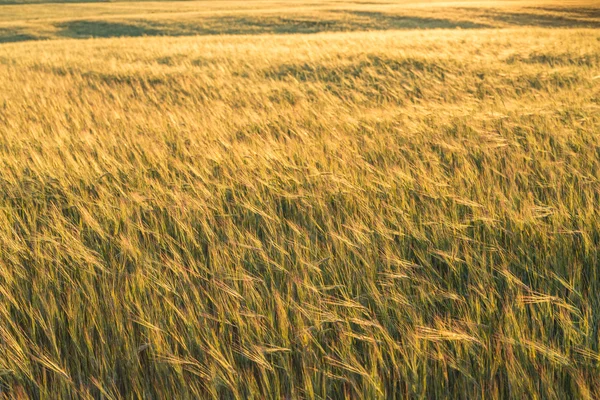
[{"left": 1, "top": 0, "right": 600, "bottom": 398}]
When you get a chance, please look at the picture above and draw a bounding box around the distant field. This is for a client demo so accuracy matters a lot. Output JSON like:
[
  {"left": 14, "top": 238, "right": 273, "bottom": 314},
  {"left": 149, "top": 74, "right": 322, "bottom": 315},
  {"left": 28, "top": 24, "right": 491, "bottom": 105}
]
[
  {"left": 1, "top": 1, "right": 600, "bottom": 399},
  {"left": 1, "top": 0, "right": 600, "bottom": 42}
]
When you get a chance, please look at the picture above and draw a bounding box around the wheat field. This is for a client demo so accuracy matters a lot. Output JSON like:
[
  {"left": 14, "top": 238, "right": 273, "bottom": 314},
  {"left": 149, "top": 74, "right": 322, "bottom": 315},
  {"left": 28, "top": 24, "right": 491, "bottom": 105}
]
[{"left": 1, "top": 0, "right": 600, "bottom": 398}]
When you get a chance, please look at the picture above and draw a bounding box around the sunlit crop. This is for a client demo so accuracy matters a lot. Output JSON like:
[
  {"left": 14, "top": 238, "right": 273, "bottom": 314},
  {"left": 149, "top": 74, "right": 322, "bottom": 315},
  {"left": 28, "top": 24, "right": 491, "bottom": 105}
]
[{"left": 1, "top": 1, "right": 599, "bottom": 398}]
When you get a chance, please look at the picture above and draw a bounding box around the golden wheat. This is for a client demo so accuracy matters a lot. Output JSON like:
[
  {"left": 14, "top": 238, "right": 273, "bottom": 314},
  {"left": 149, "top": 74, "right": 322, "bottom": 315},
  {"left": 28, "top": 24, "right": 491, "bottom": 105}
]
[{"left": 1, "top": 0, "right": 600, "bottom": 398}]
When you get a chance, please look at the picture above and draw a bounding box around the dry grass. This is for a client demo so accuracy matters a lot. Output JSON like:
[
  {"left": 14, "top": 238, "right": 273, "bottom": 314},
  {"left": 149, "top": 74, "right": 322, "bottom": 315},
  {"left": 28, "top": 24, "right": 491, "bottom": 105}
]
[{"left": 1, "top": 0, "right": 600, "bottom": 398}]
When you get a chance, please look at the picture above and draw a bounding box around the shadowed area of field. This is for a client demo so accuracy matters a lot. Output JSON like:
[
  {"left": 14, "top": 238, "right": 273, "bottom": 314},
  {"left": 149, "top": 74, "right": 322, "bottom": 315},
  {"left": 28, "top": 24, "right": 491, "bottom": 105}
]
[{"left": 54, "top": 15, "right": 490, "bottom": 39}]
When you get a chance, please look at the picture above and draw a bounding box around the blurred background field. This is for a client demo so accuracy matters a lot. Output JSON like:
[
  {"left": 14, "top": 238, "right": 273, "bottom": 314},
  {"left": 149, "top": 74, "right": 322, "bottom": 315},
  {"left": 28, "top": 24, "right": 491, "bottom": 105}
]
[
  {"left": 1, "top": 1, "right": 600, "bottom": 399},
  {"left": 1, "top": 0, "right": 600, "bottom": 42}
]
